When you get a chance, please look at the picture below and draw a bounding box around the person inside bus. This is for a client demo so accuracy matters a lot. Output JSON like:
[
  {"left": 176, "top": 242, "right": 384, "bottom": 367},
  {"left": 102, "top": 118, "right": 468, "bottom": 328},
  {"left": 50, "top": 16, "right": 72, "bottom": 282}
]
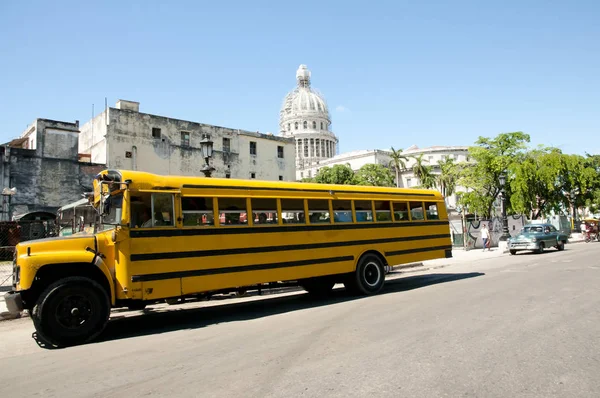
[
  {"left": 257, "top": 213, "right": 268, "bottom": 225},
  {"left": 140, "top": 208, "right": 153, "bottom": 228}
]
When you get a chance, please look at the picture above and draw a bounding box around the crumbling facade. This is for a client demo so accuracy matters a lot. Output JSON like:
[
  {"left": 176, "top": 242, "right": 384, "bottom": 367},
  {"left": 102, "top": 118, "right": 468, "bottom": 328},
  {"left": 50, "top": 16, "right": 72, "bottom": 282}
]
[
  {"left": 79, "top": 100, "right": 296, "bottom": 181},
  {"left": 1, "top": 119, "right": 104, "bottom": 220}
]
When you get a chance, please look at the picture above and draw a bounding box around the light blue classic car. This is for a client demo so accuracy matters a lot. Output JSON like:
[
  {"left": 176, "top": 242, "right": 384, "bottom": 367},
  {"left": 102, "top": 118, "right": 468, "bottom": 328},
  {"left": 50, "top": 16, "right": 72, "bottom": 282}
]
[{"left": 508, "top": 223, "right": 569, "bottom": 255}]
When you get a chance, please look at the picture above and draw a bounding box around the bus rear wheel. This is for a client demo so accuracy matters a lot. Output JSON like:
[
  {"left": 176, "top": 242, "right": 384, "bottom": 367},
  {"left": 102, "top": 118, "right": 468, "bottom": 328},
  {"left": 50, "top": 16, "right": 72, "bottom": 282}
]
[
  {"left": 301, "top": 277, "right": 335, "bottom": 298},
  {"left": 344, "top": 253, "right": 386, "bottom": 295},
  {"left": 32, "top": 276, "right": 110, "bottom": 347}
]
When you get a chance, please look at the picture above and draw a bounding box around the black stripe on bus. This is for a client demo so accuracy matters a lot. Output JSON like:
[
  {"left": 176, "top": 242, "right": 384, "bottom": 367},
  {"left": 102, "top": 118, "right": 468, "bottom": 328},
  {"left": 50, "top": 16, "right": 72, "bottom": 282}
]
[
  {"left": 130, "top": 233, "right": 451, "bottom": 262},
  {"left": 182, "top": 184, "right": 437, "bottom": 197},
  {"left": 129, "top": 220, "right": 450, "bottom": 238},
  {"left": 385, "top": 245, "right": 452, "bottom": 257},
  {"left": 130, "top": 255, "right": 355, "bottom": 282}
]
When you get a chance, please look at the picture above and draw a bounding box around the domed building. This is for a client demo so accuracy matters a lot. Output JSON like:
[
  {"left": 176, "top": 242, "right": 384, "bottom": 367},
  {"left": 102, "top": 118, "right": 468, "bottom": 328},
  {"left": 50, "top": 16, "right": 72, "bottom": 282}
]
[{"left": 280, "top": 65, "right": 339, "bottom": 179}]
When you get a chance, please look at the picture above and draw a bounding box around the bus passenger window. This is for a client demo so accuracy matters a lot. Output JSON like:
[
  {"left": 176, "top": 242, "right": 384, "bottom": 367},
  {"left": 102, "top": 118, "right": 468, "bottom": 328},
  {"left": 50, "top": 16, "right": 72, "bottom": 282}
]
[
  {"left": 252, "top": 198, "right": 278, "bottom": 225},
  {"left": 392, "top": 202, "right": 409, "bottom": 221},
  {"left": 332, "top": 200, "right": 352, "bottom": 223},
  {"left": 182, "top": 197, "right": 214, "bottom": 226},
  {"left": 354, "top": 200, "right": 373, "bottom": 222},
  {"left": 409, "top": 202, "right": 424, "bottom": 220},
  {"left": 281, "top": 199, "right": 305, "bottom": 224},
  {"left": 425, "top": 202, "right": 439, "bottom": 220},
  {"left": 218, "top": 197, "right": 247, "bottom": 226},
  {"left": 308, "top": 200, "right": 330, "bottom": 224},
  {"left": 151, "top": 193, "right": 174, "bottom": 227},
  {"left": 374, "top": 201, "right": 392, "bottom": 222}
]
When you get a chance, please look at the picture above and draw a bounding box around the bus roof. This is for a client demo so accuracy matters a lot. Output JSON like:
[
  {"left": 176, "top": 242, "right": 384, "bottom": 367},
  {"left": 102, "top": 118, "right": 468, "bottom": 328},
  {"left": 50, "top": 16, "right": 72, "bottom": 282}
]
[{"left": 96, "top": 169, "right": 444, "bottom": 200}]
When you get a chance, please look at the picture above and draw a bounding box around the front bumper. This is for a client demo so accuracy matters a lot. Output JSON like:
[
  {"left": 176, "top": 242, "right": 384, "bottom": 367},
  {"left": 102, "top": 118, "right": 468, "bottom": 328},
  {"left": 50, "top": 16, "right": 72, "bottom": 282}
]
[
  {"left": 3, "top": 291, "right": 23, "bottom": 314},
  {"left": 508, "top": 241, "right": 540, "bottom": 251}
]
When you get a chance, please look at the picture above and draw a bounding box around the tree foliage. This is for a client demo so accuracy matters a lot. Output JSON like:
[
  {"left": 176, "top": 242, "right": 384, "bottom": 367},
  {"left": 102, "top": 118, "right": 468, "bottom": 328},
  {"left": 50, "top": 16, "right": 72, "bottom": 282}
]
[
  {"left": 411, "top": 154, "right": 436, "bottom": 189},
  {"left": 354, "top": 164, "right": 395, "bottom": 187},
  {"left": 509, "top": 147, "right": 564, "bottom": 219},
  {"left": 457, "top": 131, "right": 530, "bottom": 218},
  {"left": 314, "top": 164, "right": 355, "bottom": 185},
  {"left": 388, "top": 147, "right": 409, "bottom": 187}
]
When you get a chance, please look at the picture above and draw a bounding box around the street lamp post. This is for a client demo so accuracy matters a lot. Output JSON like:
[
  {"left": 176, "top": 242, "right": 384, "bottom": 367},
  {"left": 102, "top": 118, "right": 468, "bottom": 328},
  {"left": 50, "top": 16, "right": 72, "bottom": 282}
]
[
  {"left": 199, "top": 134, "right": 215, "bottom": 178},
  {"left": 498, "top": 173, "right": 510, "bottom": 242}
]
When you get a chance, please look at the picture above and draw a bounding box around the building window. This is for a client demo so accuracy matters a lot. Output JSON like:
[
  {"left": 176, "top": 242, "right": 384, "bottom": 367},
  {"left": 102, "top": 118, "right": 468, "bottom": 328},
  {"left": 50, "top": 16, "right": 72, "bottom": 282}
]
[
  {"left": 287, "top": 123, "right": 290, "bottom": 131},
  {"left": 312, "top": 121, "right": 317, "bottom": 129},
  {"left": 181, "top": 131, "right": 190, "bottom": 147},
  {"left": 300, "top": 171, "right": 304, "bottom": 178},
  {"left": 320, "top": 122, "right": 324, "bottom": 130},
  {"left": 250, "top": 141, "right": 257, "bottom": 155},
  {"left": 295, "top": 122, "right": 298, "bottom": 130},
  {"left": 303, "top": 121, "right": 307, "bottom": 129},
  {"left": 250, "top": 172, "right": 256, "bottom": 179},
  {"left": 225, "top": 173, "right": 231, "bottom": 178},
  {"left": 406, "top": 178, "right": 412, "bottom": 187},
  {"left": 277, "top": 146, "right": 284, "bottom": 158},
  {"left": 152, "top": 127, "right": 161, "bottom": 139},
  {"left": 279, "top": 175, "right": 283, "bottom": 181},
  {"left": 223, "top": 137, "right": 231, "bottom": 153}
]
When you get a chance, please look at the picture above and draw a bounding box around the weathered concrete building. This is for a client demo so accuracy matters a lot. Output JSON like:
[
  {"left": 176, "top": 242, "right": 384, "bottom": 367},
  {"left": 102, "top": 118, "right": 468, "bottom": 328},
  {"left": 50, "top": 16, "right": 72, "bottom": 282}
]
[
  {"left": 0, "top": 119, "right": 104, "bottom": 220},
  {"left": 79, "top": 100, "right": 296, "bottom": 181}
]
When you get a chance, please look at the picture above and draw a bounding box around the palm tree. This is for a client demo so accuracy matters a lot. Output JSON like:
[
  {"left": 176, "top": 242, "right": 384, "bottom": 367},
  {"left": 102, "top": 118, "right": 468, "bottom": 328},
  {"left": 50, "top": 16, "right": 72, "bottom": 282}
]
[
  {"left": 388, "top": 147, "right": 409, "bottom": 187},
  {"left": 436, "top": 157, "right": 458, "bottom": 197},
  {"left": 411, "top": 154, "right": 436, "bottom": 189}
]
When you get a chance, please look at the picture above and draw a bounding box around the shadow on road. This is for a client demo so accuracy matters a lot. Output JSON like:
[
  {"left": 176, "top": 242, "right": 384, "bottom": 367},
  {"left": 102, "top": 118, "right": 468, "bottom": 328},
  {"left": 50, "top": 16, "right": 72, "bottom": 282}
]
[{"left": 90, "top": 272, "right": 484, "bottom": 345}]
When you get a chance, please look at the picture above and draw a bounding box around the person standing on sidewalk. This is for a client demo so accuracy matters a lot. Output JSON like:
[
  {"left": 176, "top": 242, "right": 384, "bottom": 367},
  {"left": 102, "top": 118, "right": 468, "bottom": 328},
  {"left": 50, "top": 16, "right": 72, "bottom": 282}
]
[{"left": 481, "top": 223, "right": 491, "bottom": 252}]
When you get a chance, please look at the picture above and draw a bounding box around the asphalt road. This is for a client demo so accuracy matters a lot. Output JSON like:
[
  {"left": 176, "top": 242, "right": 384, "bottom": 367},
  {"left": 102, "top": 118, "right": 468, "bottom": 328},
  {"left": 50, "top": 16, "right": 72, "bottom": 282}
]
[{"left": 1, "top": 243, "right": 599, "bottom": 397}]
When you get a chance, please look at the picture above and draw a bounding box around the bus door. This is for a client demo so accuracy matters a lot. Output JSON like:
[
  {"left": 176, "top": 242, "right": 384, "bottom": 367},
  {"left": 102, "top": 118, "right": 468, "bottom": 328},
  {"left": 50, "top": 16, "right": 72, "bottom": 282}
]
[{"left": 126, "top": 190, "right": 181, "bottom": 301}]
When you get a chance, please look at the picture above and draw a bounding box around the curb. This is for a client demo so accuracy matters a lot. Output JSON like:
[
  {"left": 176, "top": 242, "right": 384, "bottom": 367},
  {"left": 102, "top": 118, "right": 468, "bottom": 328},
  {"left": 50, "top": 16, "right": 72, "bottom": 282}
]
[{"left": 0, "top": 311, "right": 24, "bottom": 321}]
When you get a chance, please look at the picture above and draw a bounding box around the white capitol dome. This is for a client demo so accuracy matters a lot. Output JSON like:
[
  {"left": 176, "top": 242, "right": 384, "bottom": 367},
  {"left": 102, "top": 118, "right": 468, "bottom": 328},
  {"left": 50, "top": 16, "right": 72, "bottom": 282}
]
[{"left": 279, "top": 65, "right": 338, "bottom": 168}]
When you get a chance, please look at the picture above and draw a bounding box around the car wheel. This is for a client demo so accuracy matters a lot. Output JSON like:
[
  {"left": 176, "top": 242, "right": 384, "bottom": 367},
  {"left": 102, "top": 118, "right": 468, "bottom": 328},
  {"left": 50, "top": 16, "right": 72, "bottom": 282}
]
[
  {"left": 535, "top": 242, "right": 545, "bottom": 254},
  {"left": 556, "top": 241, "right": 565, "bottom": 251},
  {"left": 509, "top": 249, "right": 517, "bottom": 255}
]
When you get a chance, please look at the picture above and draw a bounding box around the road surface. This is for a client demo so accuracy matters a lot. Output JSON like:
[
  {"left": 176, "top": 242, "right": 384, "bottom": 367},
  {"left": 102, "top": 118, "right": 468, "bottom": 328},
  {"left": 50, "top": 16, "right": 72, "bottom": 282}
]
[{"left": 1, "top": 243, "right": 599, "bottom": 397}]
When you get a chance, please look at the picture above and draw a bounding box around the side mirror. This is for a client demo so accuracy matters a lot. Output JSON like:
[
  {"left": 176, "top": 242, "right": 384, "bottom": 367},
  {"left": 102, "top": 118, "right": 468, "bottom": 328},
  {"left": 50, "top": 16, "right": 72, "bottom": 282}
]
[{"left": 100, "top": 194, "right": 112, "bottom": 216}]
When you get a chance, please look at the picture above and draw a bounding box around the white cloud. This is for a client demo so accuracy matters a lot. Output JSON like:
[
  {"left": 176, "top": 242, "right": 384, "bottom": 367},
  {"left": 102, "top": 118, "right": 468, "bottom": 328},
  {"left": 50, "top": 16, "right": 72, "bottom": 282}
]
[{"left": 335, "top": 105, "right": 349, "bottom": 113}]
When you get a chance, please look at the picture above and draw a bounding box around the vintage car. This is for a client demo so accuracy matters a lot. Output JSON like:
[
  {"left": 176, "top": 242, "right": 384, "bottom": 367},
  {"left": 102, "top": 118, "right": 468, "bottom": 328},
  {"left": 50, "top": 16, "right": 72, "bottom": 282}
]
[{"left": 508, "top": 223, "right": 569, "bottom": 255}]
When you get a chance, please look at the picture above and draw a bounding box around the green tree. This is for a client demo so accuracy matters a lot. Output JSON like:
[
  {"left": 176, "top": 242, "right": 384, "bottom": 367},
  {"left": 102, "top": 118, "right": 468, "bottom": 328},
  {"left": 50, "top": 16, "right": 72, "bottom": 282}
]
[
  {"left": 411, "top": 154, "right": 436, "bottom": 189},
  {"left": 314, "top": 164, "right": 355, "bottom": 185},
  {"left": 509, "top": 147, "right": 564, "bottom": 219},
  {"left": 457, "top": 131, "right": 530, "bottom": 218},
  {"left": 388, "top": 147, "right": 409, "bottom": 187},
  {"left": 436, "top": 157, "right": 459, "bottom": 197},
  {"left": 558, "top": 154, "right": 598, "bottom": 221},
  {"left": 354, "top": 164, "right": 395, "bottom": 187}
]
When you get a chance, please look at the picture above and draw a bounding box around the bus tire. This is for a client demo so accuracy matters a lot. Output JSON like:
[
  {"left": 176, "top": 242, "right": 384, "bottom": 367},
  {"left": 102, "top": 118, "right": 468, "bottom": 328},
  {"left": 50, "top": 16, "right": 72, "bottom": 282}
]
[
  {"left": 345, "top": 253, "right": 385, "bottom": 295},
  {"left": 301, "top": 277, "right": 335, "bottom": 298},
  {"left": 31, "top": 276, "right": 110, "bottom": 348}
]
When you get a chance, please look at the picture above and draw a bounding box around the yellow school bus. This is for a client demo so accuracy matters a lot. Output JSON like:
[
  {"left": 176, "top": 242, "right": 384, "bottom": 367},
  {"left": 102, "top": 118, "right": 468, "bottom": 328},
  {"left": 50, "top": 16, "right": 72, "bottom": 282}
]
[{"left": 5, "top": 169, "right": 451, "bottom": 346}]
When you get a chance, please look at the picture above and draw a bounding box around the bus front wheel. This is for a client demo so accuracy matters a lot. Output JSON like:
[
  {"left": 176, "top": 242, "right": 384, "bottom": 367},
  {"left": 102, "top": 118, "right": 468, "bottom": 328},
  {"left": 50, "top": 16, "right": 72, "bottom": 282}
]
[
  {"left": 31, "top": 276, "right": 110, "bottom": 347},
  {"left": 344, "top": 254, "right": 385, "bottom": 295}
]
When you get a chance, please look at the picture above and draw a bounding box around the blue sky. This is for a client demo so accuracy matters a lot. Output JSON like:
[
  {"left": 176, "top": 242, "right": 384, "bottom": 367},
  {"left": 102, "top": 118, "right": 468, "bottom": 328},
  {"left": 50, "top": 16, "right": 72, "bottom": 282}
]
[{"left": 1, "top": 0, "right": 598, "bottom": 155}]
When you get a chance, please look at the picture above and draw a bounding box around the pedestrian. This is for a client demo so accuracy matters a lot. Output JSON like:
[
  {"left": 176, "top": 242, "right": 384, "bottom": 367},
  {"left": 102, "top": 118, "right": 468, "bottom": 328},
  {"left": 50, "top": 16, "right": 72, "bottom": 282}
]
[{"left": 481, "top": 223, "right": 490, "bottom": 252}]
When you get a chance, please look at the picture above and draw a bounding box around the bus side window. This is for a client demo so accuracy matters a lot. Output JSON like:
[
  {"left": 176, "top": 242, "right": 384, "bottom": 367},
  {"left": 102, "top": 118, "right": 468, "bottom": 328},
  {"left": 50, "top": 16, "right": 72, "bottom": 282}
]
[
  {"left": 308, "top": 200, "right": 330, "bottom": 224},
  {"left": 353, "top": 200, "right": 373, "bottom": 223},
  {"left": 281, "top": 199, "right": 305, "bottom": 224},
  {"left": 252, "top": 198, "right": 278, "bottom": 225},
  {"left": 152, "top": 193, "right": 175, "bottom": 227},
  {"left": 332, "top": 200, "right": 352, "bottom": 223},
  {"left": 392, "top": 202, "right": 409, "bottom": 222},
  {"left": 218, "top": 197, "right": 247, "bottom": 226},
  {"left": 374, "top": 201, "right": 392, "bottom": 222},
  {"left": 409, "top": 201, "right": 424, "bottom": 221},
  {"left": 182, "top": 197, "right": 214, "bottom": 227},
  {"left": 425, "top": 202, "right": 439, "bottom": 220}
]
